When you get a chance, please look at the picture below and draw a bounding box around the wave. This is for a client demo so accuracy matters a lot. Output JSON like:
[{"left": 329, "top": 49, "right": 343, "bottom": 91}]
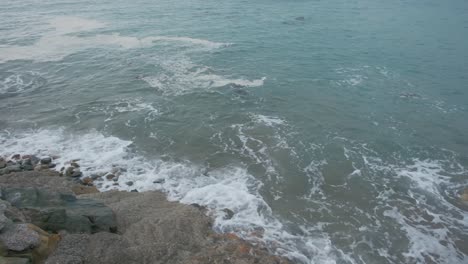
[{"left": 0, "top": 128, "right": 335, "bottom": 264}]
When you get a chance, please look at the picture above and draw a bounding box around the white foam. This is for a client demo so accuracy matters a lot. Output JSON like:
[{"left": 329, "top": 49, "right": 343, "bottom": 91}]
[
  {"left": 142, "top": 56, "right": 265, "bottom": 95},
  {"left": 0, "top": 16, "right": 228, "bottom": 63},
  {"left": 0, "top": 71, "right": 45, "bottom": 94},
  {"left": 383, "top": 207, "right": 462, "bottom": 263},
  {"left": 0, "top": 128, "right": 334, "bottom": 263},
  {"left": 251, "top": 114, "right": 286, "bottom": 127}
]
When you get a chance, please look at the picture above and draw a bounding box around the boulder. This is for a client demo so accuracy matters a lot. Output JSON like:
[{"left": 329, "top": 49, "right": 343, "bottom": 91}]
[
  {"left": 40, "top": 158, "right": 52, "bottom": 165},
  {"left": 0, "top": 223, "right": 41, "bottom": 251},
  {"left": 0, "top": 187, "right": 116, "bottom": 234}
]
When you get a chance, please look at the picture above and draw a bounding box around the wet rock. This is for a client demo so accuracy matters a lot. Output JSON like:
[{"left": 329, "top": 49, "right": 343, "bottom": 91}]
[
  {"left": 71, "top": 169, "right": 82, "bottom": 178},
  {"left": 125, "top": 181, "right": 133, "bottom": 186},
  {"left": 105, "top": 174, "right": 115, "bottom": 180},
  {"left": 0, "top": 158, "right": 6, "bottom": 169},
  {"left": 11, "top": 154, "right": 21, "bottom": 160},
  {"left": 222, "top": 208, "right": 235, "bottom": 220},
  {"left": 65, "top": 167, "right": 74, "bottom": 177},
  {"left": 40, "top": 158, "right": 52, "bottom": 165},
  {"left": 48, "top": 163, "right": 56, "bottom": 169},
  {"left": 130, "top": 189, "right": 138, "bottom": 193},
  {"left": 70, "top": 162, "right": 80, "bottom": 168},
  {"left": 191, "top": 203, "right": 207, "bottom": 211},
  {"left": 461, "top": 188, "right": 468, "bottom": 202},
  {"left": 0, "top": 223, "right": 41, "bottom": 251},
  {"left": 81, "top": 177, "right": 93, "bottom": 186},
  {"left": 152, "top": 179, "right": 165, "bottom": 184}
]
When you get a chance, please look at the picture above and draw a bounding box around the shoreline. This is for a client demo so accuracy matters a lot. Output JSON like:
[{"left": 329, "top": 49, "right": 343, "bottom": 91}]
[{"left": 0, "top": 154, "right": 292, "bottom": 264}]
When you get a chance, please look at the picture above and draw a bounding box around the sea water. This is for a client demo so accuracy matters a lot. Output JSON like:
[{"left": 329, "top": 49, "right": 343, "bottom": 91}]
[{"left": 1, "top": 0, "right": 468, "bottom": 263}]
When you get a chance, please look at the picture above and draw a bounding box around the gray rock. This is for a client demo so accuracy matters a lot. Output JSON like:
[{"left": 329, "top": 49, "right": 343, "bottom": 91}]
[
  {"left": 222, "top": 208, "right": 235, "bottom": 220},
  {"left": 125, "top": 181, "right": 133, "bottom": 186},
  {"left": 0, "top": 158, "right": 6, "bottom": 169},
  {"left": 0, "top": 204, "right": 11, "bottom": 231},
  {"left": 40, "top": 157, "right": 52, "bottom": 165},
  {"left": 0, "top": 223, "right": 40, "bottom": 251},
  {"left": 71, "top": 170, "right": 82, "bottom": 178},
  {"left": 65, "top": 167, "right": 74, "bottom": 177}
]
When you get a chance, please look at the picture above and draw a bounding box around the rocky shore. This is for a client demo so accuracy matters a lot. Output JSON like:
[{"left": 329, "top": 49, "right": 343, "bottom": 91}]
[{"left": 0, "top": 154, "right": 292, "bottom": 264}]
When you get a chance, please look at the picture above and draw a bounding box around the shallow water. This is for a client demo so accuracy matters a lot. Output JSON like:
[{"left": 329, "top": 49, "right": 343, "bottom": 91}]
[{"left": 1, "top": 0, "right": 468, "bottom": 263}]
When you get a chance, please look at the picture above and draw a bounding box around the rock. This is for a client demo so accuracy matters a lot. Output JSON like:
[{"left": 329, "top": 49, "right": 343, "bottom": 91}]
[
  {"left": 11, "top": 154, "right": 21, "bottom": 160},
  {"left": 105, "top": 174, "right": 115, "bottom": 180},
  {"left": 80, "top": 177, "right": 93, "bottom": 186},
  {"left": 48, "top": 164, "right": 56, "bottom": 169},
  {"left": 70, "top": 162, "right": 80, "bottom": 168},
  {"left": 71, "top": 170, "right": 82, "bottom": 178},
  {"left": 0, "top": 256, "right": 31, "bottom": 264},
  {"left": 0, "top": 187, "right": 116, "bottom": 234},
  {"left": 461, "top": 188, "right": 468, "bottom": 202},
  {"left": 222, "top": 208, "right": 235, "bottom": 220},
  {"left": 71, "top": 186, "right": 99, "bottom": 195},
  {"left": 152, "top": 179, "right": 165, "bottom": 184},
  {"left": 0, "top": 158, "right": 6, "bottom": 169},
  {"left": 125, "top": 181, "right": 133, "bottom": 186},
  {"left": 0, "top": 204, "right": 11, "bottom": 231},
  {"left": 33, "top": 164, "right": 49, "bottom": 171},
  {"left": 65, "top": 167, "right": 74, "bottom": 177},
  {"left": 40, "top": 158, "right": 52, "bottom": 165},
  {"left": 0, "top": 223, "right": 41, "bottom": 251},
  {"left": 47, "top": 191, "right": 292, "bottom": 264},
  {"left": 130, "top": 189, "right": 138, "bottom": 193},
  {"left": 21, "top": 164, "right": 34, "bottom": 171}
]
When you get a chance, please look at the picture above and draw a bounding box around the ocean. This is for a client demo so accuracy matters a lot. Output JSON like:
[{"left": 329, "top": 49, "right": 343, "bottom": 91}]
[{"left": 1, "top": 0, "right": 468, "bottom": 263}]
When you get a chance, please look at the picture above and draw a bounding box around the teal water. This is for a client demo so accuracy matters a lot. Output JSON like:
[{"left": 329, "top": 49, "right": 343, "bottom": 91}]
[{"left": 1, "top": 0, "right": 468, "bottom": 263}]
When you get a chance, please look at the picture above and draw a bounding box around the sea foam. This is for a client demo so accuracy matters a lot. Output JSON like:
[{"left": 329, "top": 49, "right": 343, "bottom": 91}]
[
  {"left": 0, "top": 128, "right": 336, "bottom": 264},
  {"left": 0, "top": 16, "right": 228, "bottom": 63}
]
